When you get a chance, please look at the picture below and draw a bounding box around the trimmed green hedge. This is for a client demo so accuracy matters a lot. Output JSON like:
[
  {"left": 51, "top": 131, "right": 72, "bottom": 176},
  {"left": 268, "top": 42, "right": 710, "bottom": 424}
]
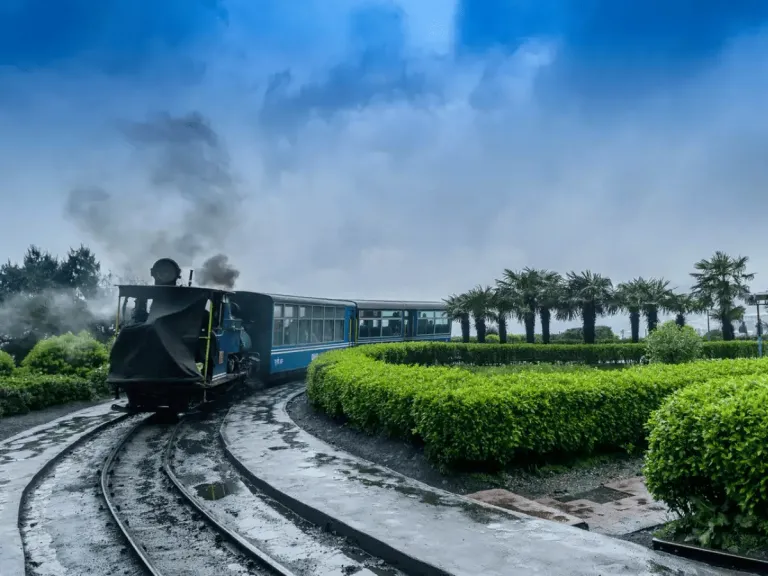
[
  {"left": 1, "top": 332, "right": 111, "bottom": 418},
  {"left": 645, "top": 376, "right": 768, "bottom": 548},
  {"left": 307, "top": 344, "right": 768, "bottom": 467},
  {"left": 0, "top": 369, "right": 110, "bottom": 418},
  {"left": 361, "top": 340, "right": 759, "bottom": 367}
]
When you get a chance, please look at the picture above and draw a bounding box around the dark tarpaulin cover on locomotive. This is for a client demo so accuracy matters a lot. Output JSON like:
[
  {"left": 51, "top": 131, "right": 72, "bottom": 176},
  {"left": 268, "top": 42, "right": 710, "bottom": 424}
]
[{"left": 108, "top": 288, "right": 210, "bottom": 385}]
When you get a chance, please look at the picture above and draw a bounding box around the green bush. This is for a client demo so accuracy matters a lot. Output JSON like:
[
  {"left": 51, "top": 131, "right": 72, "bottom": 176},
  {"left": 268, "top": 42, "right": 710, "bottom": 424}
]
[
  {"left": 644, "top": 376, "right": 768, "bottom": 548},
  {"left": 0, "top": 350, "right": 15, "bottom": 376},
  {"left": 0, "top": 372, "right": 102, "bottom": 417},
  {"left": 363, "top": 341, "right": 758, "bottom": 367},
  {"left": 368, "top": 341, "right": 647, "bottom": 365},
  {"left": 21, "top": 332, "right": 108, "bottom": 378},
  {"left": 307, "top": 344, "right": 768, "bottom": 467},
  {"left": 645, "top": 321, "right": 702, "bottom": 364}
]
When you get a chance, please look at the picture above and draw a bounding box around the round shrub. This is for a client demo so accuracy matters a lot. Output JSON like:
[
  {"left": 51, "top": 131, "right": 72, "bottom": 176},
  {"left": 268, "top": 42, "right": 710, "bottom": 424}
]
[
  {"left": 0, "top": 350, "right": 15, "bottom": 376},
  {"left": 21, "top": 331, "right": 108, "bottom": 378},
  {"left": 644, "top": 376, "right": 768, "bottom": 547},
  {"left": 645, "top": 321, "right": 702, "bottom": 364}
]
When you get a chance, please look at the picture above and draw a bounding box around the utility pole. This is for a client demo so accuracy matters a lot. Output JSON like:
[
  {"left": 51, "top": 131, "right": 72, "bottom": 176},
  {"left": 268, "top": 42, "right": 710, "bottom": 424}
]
[{"left": 752, "top": 293, "right": 768, "bottom": 358}]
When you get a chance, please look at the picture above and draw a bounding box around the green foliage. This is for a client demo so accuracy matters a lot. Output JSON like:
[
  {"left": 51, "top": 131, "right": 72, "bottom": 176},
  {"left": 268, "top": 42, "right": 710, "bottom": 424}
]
[
  {"left": 464, "top": 363, "right": 600, "bottom": 376},
  {"left": 485, "top": 333, "right": 500, "bottom": 343},
  {"left": 644, "top": 376, "right": 768, "bottom": 549},
  {"left": 0, "top": 244, "right": 113, "bottom": 362},
  {"left": 645, "top": 321, "right": 702, "bottom": 364},
  {"left": 0, "top": 350, "right": 14, "bottom": 376},
  {"left": 21, "top": 332, "right": 108, "bottom": 378},
  {"left": 307, "top": 343, "right": 768, "bottom": 468},
  {"left": 0, "top": 370, "right": 108, "bottom": 418}
]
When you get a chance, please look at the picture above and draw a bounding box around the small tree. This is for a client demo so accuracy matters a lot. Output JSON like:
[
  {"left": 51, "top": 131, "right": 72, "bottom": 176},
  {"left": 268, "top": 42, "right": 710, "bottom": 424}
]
[
  {"left": 645, "top": 321, "right": 702, "bottom": 364},
  {"left": 0, "top": 350, "right": 14, "bottom": 376}
]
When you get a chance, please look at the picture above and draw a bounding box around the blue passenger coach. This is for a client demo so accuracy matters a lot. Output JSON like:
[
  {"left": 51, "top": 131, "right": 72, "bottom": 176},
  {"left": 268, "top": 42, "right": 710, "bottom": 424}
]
[
  {"left": 232, "top": 291, "right": 355, "bottom": 380},
  {"left": 231, "top": 292, "right": 449, "bottom": 381},
  {"left": 354, "top": 300, "right": 452, "bottom": 344}
]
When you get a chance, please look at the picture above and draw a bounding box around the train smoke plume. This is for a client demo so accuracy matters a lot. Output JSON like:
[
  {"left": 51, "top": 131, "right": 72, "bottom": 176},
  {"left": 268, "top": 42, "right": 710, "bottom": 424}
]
[
  {"left": 195, "top": 253, "right": 240, "bottom": 289},
  {"left": 65, "top": 111, "right": 240, "bottom": 281}
]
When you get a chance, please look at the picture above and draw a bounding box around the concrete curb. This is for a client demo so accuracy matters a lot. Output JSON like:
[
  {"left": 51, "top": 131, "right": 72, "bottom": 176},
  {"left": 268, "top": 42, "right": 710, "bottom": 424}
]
[
  {"left": 279, "top": 390, "right": 580, "bottom": 526},
  {"left": 13, "top": 412, "right": 132, "bottom": 575},
  {"left": 219, "top": 390, "right": 452, "bottom": 576},
  {"left": 220, "top": 388, "right": 617, "bottom": 576}
]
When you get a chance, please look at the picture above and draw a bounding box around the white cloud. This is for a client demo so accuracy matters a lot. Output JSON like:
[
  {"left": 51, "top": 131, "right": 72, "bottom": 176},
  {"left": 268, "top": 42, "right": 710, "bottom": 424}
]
[{"left": 1, "top": 15, "right": 768, "bottom": 338}]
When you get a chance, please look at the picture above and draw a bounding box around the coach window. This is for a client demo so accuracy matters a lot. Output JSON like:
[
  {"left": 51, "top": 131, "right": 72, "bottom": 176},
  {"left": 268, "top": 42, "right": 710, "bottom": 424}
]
[
  {"left": 298, "top": 306, "right": 311, "bottom": 344},
  {"left": 417, "top": 311, "right": 436, "bottom": 335},
  {"left": 323, "top": 306, "right": 336, "bottom": 342},
  {"left": 272, "top": 303, "right": 283, "bottom": 346},
  {"left": 363, "top": 318, "right": 381, "bottom": 339},
  {"left": 283, "top": 305, "right": 298, "bottom": 345},
  {"left": 381, "top": 310, "right": 401, "bottom": 337},
  {"left": 434, "top": 311, "right": 451, "bottom": 334},
  {"left": 311, "top": 308, "right": 323, "bottom": 343},
  {"left": 334, "top": 307, "right": 345, "bottom": 341}
]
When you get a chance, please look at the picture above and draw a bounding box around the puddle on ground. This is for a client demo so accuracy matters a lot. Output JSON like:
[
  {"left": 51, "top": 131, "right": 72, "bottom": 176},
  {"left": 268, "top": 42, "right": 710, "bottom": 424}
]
[{"left": 194, "top": 480, "right": 240, "bottom": 501}]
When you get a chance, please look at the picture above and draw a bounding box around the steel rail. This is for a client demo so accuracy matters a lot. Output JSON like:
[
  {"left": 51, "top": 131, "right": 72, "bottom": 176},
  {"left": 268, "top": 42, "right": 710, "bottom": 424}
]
[
  {"left": 99, "top": 417, "right": 162, "bottom": 576},
  {"left": 162, "top": 417, "right": 297, "bottom": 576},
  {"left": 102, "top": 414, "right": 296, "bottom": 576}
]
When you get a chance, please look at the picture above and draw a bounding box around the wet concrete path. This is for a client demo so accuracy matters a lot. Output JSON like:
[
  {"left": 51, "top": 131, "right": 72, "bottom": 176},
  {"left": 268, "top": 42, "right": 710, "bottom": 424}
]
[
  {"left": 0, "top": 399, "right": 126, "bottom": 576},
  {"left": 222, "top": 383, "right": 750, "bottom": 576},
  {"left": 172, "top": 415, "right": 402, "bottom": 576}
]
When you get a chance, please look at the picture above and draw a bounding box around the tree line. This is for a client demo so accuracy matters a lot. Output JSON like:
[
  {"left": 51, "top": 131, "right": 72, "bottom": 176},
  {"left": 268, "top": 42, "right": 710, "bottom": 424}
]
[
  {"left": 444, "top": 251, "right": 757, "bottom": 344},
  {"left": 0, "top": 245, "right": 112, "bottom": 359}
]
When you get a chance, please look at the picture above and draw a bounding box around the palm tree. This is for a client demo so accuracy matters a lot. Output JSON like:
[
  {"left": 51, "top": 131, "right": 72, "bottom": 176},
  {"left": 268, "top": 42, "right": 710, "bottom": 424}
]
[
  {"left": 463, "top": 285, "right": 496, "bottom": 343},
  {"left": 616, "top": 278, "right": 646, "bottom": 343},
  {"left": 491, "top": 285, "right": 516, "bottom": 344},
  {"left": 667, "top": 292, "right": 700, "bottom": 327},
  {"left": 499, "top": 268, "right": 542, "bottom": 344},
  {"left": 640, "top": 278, "right": 673, "bottom": 333},
  {"left": 561, "top": 271, "right": 616, "bottom": 344},
  {"left": 444, "top": 293, "right": 471, "bottom": 343},
  {"left": 690, "top": 251, "right": 754, "bottom": 341},
  {"left": 537, "top": 271, "right": 563, "bottom": 344}
]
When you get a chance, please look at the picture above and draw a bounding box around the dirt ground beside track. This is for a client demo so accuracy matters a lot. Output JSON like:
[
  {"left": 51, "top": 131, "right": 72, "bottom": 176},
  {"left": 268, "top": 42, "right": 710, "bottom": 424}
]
[{"left": 0, "top": 399, "right": 111, "bottom": 443}]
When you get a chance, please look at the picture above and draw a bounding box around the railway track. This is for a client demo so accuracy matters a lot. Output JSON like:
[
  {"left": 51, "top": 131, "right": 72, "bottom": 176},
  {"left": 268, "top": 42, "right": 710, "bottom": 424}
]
[
  {"left": 101, "top": 411, "right": 402, "bottom": 576},
  {"left": 20, "top": 413, "right": 149, "bottom": 576}
]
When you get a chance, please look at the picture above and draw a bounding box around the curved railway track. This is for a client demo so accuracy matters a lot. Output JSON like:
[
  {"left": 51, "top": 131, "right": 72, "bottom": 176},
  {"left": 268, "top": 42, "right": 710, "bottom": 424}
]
[
  {"left": 101, "top": 412, "right": 400, "bottom": 576},
  {"left": 101, "top": 417, "right": 281, "bottom": 576}
]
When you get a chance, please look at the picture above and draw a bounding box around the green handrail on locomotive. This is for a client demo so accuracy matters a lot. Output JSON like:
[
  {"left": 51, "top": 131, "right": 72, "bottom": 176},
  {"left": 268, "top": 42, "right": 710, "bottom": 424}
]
[{"left": 108, "top": 258, "right": 449, "bottom": 413}]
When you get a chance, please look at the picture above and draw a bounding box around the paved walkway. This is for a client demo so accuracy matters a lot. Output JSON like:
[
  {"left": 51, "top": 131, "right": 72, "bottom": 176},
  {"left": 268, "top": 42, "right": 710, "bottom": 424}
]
[
  {"left": 0, "top": 400, "right": 125, "bottom": 576},
  {"left": 537, "top": 476, "right": 673, "bottom": 536},
  {"left": 221, "top": 383, "right": 748, "bottom": 576}
]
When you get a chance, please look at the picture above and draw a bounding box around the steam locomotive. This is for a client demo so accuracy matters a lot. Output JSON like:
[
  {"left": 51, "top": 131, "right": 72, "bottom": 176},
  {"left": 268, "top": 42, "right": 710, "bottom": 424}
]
[{"left": 107, "top": 258, "right": 450, "bottom": 413}]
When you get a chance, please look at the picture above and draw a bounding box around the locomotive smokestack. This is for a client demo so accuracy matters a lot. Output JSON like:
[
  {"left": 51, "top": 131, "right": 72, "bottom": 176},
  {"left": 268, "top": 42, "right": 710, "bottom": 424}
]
[
  {"left": 150, "top": 258, "right": 182, "bottom": 286},
  {"left": 188, "top": 270, "right": 194, "bottom": 287}
]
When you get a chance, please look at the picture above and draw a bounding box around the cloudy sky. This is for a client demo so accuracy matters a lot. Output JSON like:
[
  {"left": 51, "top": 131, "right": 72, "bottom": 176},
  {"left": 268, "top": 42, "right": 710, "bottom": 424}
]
[{"left": 2, "top": 0, "right": 768, "bottom": 336}]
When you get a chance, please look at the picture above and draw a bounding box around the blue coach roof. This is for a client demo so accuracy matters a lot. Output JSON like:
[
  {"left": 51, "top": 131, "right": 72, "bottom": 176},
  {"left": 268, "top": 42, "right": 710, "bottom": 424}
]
[
  {"left": 353, "top": 299, "right": 446, "bottom": 310},
  {"left": 264, "top": 293, "right": 357, "bottom": 307}
]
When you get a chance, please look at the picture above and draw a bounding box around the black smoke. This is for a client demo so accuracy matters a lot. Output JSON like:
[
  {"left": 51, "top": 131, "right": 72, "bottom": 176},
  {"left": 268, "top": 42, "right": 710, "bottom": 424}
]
[
  {"left": 65, "top": 111, "right": 241, "bottom": 281},
  {"left": 195, "top": 253, "right": 240, "bottom": 289}
]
